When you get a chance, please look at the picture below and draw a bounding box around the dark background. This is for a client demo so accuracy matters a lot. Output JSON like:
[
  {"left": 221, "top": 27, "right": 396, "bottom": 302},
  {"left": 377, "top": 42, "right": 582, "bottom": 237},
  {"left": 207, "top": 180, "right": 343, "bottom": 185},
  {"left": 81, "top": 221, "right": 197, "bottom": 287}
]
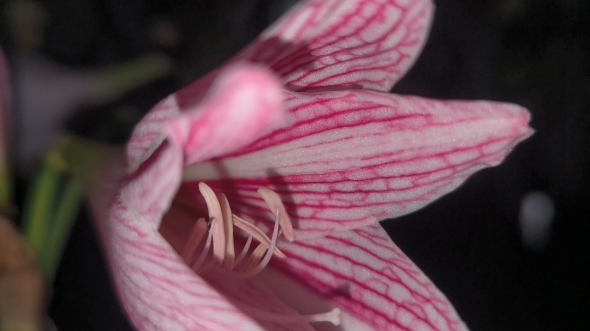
[{"left": 2, "top": 0, "right": 589, "bottom": 330}]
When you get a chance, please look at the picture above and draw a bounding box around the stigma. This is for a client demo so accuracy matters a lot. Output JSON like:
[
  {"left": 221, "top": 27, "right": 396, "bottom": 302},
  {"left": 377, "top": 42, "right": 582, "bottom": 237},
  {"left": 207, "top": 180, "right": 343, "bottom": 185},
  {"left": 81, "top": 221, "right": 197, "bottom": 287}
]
[{"left": 180, "top": 182, "right": 341, "bottom": 326}]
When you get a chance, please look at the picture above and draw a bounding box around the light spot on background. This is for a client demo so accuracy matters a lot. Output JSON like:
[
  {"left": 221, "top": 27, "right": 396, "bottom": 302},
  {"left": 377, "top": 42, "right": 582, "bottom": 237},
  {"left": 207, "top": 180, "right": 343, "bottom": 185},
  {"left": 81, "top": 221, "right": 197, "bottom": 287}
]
[{"left": 519, "top": 191, "right": 555, "bottom": 251}]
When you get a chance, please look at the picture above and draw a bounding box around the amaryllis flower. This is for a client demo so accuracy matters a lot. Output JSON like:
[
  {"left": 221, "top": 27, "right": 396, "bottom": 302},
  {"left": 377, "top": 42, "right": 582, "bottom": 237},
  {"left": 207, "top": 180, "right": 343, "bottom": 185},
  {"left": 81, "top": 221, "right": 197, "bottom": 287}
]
[{"left": 70, "top": 0, "right": 533, "bottom": 330}]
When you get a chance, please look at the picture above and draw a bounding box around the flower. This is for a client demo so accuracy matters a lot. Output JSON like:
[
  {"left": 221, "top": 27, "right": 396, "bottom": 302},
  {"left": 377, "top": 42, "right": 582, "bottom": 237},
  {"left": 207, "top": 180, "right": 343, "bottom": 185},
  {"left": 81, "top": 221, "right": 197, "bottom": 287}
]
[{"left": 70, "top": 0, "right": 533, "bottom": 330}]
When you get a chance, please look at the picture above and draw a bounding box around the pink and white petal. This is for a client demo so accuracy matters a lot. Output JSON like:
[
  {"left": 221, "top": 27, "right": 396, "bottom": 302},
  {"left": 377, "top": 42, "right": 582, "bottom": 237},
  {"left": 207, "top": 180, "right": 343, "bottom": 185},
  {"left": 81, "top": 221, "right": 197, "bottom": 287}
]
[
  {"left": 58, "top": 140, "right": 262, "bottom": 331},
  {"left": 183, "top": 90, "right": 533, "bottom": 238},
  {"left": 237, "top": 0, "right": 434, "bottom": 92},
  {"left": 273, "top": 223, "right": 468, "bottom": 331},
  {"left": 127, "top": 63, "right": 286, "bottom": 172},
  {"left": 86, "top": 144, "right": 268, "bottom": 331},
  {"left": 160, "top": 192, "right": 317, "bottom": 331},
  {"left": 108, "top": 212, "right": 268, "bottom": 331},
  {"left": 72, "top": 64, "right": 290, "bottom": 331}
]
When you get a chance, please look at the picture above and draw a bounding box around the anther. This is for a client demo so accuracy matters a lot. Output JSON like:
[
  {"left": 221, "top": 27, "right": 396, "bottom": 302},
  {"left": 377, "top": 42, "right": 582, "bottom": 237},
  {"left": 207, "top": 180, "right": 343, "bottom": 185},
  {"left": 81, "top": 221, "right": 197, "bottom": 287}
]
[
  {"left": 198, "top": 183, "right": 225, "bottom": 265},
  {"left": 257, "top": 188, "right": 294, "bottom": 241},
  {"left": 218, "top": 193, "right": 235, "bottom": 271}
]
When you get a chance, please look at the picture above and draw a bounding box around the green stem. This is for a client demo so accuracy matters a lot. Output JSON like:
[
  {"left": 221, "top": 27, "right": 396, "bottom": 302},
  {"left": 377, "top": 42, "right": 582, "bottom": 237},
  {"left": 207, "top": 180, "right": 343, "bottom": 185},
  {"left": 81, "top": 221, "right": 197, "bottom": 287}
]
[
  {"left": 23, "top": 163, "right": 61, "bottom": 266},
  {"left": 84, "top": 54, "right": 172, "bottom": 105},
  {"left": 44, "top": 178, "right": 83, "bottom": 282},
  {"left": 0, "top": 163, "right": 11, "bottom": 216}
]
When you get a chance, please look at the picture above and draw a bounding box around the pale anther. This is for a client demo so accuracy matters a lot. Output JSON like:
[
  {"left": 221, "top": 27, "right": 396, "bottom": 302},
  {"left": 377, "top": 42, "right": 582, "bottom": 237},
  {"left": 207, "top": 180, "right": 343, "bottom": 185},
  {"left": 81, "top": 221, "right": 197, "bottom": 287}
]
[
  {"left": 258, "top": 188, "right": 294, "bottom": 241},
  {"left": 218, "top": 193, "right": 235, "bottom": 271},
  {"left": 198, "top": 182, "right": 226, "bottom": 265}
]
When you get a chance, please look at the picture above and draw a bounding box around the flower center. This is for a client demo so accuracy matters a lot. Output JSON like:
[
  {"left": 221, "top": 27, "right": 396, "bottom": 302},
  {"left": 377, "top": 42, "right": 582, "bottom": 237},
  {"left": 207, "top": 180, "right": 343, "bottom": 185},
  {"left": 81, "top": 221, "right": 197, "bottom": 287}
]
[{"left": 180, "top": 182, "right": 341, "bottom": 326}]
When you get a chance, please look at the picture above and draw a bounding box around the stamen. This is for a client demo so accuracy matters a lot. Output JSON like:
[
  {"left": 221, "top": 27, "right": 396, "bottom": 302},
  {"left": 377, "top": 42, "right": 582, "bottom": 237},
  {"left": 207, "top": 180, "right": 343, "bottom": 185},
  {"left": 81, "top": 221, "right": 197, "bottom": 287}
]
[
  {"left": 242, "top": 243, "right": 267, "bottom": 272},
  {"left": 235, "top": 209, "right": 280, "bottom": 278},
  {"left": 195, "top": 252, "right": 217, "bottom": 274},
  {"left": 179, "top": 183, "right": 342, "bottom": 328},
  {"left": 258, "top": 188, "right": 294, "bottom": 242},
  {"left": 218, "top": 193, "right": 235, "bottom": 271},
  {"left": 192, "top": 228, "right": 212, "bottom": 271},
  {"left": 233, "top": 215, "right": 286, "bottom": 258},
  {"left": 233, "top": 236, "right": 252, "bottom": 266},
  {"left": 181, "top": 218, "right": 208, "bottom": 263},
  {"left": 230, "top": 300, "right": 341, "bottom": 326},
  {"left": 198, "top": 183, "right": 226, "bottom": 265}
]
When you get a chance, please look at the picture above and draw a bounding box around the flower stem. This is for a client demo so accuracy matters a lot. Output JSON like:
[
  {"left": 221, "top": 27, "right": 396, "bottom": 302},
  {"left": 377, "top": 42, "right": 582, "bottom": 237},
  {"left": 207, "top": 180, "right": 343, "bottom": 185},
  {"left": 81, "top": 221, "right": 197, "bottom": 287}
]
[
  {"left": 23, "top": 153, "right": 84, "bottom": 281},
  {"left": 44, "top": 178, "right": 83, "bottom": 282},
  {"left": 23, "top": 163, "right": 61, "bottom": 265}
]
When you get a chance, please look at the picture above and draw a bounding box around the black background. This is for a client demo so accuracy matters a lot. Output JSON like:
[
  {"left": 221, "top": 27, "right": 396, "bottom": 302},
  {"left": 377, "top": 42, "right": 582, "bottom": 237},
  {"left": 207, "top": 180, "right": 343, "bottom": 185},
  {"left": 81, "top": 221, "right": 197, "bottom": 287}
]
[{"left": 3, "top": 0, "right": 588, "bottom": 330}]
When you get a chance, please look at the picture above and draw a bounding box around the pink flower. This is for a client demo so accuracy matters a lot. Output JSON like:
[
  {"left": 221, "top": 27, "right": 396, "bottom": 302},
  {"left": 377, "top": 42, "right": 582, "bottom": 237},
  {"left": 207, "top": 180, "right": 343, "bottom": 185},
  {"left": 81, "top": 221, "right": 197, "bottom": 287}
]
[{"left": 76, "top": 0, "right": 533, "bottom": 330}]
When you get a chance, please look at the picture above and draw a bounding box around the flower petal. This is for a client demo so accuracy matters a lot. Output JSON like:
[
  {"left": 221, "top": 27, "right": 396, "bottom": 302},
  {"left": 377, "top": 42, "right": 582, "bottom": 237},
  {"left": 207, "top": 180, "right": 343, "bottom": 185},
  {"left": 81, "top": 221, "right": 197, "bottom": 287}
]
[
  {"left": 184, "top": 90, "right": 533, "bottom": 238},
  {"left": 71, "top": 63, "right": 290, "bottom": 331},
  {"left": 273, "top": 223, "right": 468, "bottom": 331},
  {"left": 62, "top": 140, "right": 257, "bottom": 330},
  {"left": 78, "top": 145, "right": 267, "bottom": 331},
  {"left": 61, "top": 140, "right": 249, "bottom": 331},
  {"left": 203, "top": 273, "right": 319, "bottom": 331},
  {"left": 127, "top": 62, "right": 286, "bottom": 172},
  {"left": 106, "top": 202, "right": 267, "bottom": 331},
  {"left": 238, "top": 0, "right": 434, "bottom": 92}
]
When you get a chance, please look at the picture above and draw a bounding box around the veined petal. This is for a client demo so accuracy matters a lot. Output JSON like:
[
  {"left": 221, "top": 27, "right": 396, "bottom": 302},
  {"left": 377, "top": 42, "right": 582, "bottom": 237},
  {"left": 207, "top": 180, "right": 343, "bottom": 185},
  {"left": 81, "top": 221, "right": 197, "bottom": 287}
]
[
  {"left": 127, "top": 63, "right": 286, "bottom": 172},
  {"left": 76, "top": 143, "right": 267, "bottom": 331},
  {"left": 61, "top": 140, "right": 262, "bottom": 330},
  {"left": 69, "top": 64, "right": 292, "bottom": 331},
  {"left": 183, "top": 90, "right": 533, "bottom": 238},
  {"left": 203, "top": 272, "right": 320, "bottom": 331},
  {"left": 272, "top": 224, "right": 468, "bottom": 331},
  {"left": 106, "top": 205, "right": 266, "bottom": 331},
  {"left": 238, "top": 0, "right": 434, "bottom": 92}
]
